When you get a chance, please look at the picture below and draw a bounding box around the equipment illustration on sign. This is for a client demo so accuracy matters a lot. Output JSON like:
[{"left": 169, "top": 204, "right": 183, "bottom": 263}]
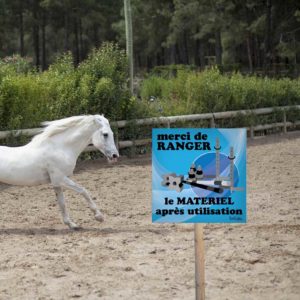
[
  {"left": 161, "top": 137, "right": 244, "bottom": 194},
  {"left": 152, "top": 128, "right": 247, "bottom": 223}
]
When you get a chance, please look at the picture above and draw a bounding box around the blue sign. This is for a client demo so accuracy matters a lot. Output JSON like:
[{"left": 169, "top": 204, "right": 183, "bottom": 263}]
[{"left": 152, "top": 128, "right": 247, "bottom": 223}]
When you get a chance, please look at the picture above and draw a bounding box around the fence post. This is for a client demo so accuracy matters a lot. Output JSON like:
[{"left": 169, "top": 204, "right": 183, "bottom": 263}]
[
  {"left": 249, "top": 111, "right": 255, "bottom": 139},
  {"left": 210, "top": 115, "right": 215, "bottom": 128},
  {"left": 115, "top": 127, "right": 120, "bottom": 152},
  {"left": 250, "top": 126, "right": 254, "bottom": 139},
  {"left": 283, "top": 110, "right": 287, "bottom": 134},
  {"left": 131, "top": 139, "right": 136, "bottom": 157}
]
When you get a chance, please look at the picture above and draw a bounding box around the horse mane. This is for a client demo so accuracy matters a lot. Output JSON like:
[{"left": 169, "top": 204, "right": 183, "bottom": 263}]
[{"left": 32, "top": 115, "right": 95, "bottom": 144}]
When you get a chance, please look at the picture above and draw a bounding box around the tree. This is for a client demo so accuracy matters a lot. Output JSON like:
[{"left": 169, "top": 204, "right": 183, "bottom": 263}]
[{"left": 0, "top": 0, "right": 299, "bottom": 75}]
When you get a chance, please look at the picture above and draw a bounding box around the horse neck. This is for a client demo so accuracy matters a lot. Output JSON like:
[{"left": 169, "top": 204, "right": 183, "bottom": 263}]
[{"left": 54, "top": 123, "right": 97, "bottom": 158}]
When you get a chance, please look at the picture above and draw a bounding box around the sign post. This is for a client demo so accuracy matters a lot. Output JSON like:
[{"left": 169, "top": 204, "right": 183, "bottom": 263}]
[
  {"left": 194, "top": 224, "right": 205, "bottom": 300},
  {"left": 152, "top": 128, "right": 247, "bottom": 299}
]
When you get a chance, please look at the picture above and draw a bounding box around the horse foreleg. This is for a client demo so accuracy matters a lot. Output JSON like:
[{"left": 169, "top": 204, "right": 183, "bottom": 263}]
[
  {"left": 61, "top": 177, "right": 104, "bottom": 222},
  {"left": 53, "top": 187, "right": 80, "bottom": 230}
]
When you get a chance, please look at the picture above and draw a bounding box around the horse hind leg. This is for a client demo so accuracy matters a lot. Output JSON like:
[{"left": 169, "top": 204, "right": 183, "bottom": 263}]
[
  {"left": 53, "top": 187, "right": 80, "bottom": 230},
  {"left": 61, "top": 176, "right": 104, "bottom": 222}
]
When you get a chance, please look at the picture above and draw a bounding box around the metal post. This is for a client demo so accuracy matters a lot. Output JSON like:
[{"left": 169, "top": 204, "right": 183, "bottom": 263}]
[
  {"left": 215, "top": 137, "right": 221, "bottom": 180},
  {"left": 124, "top": 0, "right": 134, "bottom": 95},
  {"left": 228, "top": 147, "right": 235, "bottom": 191}
]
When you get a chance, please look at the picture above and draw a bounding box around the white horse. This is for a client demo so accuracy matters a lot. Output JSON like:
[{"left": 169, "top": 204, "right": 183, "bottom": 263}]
[{"left": 0, "top": 115, "right": 119, "bottom": 229}]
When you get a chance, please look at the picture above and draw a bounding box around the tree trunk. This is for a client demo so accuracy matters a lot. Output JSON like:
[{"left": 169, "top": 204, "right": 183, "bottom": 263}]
[
  {"left": 137, "top": 54, "right": 142, "bottom": 70},
  {"left": 170, "top": 45, "right": 176, "bottom": 64},
  {"left": 175, "top": 43, "right": 181, "bottom": 64},
  {"left": 199, "top": 41, "right": 205, "bottom": 69},
  {"left": 79, "top": 18, "right": 84, "bottom": 60},
  {"left": 255, "top": 36, "right": 262, "bottom": 68},
  {"left": 183, "top": 32, "right": 189, "bottom": 64},
  {"left": 293, "top": 33, "right": 298, "bottom": 77},
  {"left": 157, "top": 51, "right": 162, "bottom": 66},
  {"left": 195, "top": 39, "right": 205, "bottom": 68},
  {"left": 215, "top": 30, "right": 222, "bottom": 65},
  {"left": 73, "top": 17, "right": 80, "bottom": 65},
  {"left": 264, "top": 0, "right": 272, "bottom": 71},
  {"left": 41, "top": 10, "right": 46, "bottom": 70},
  {"left": 64, "top": 14, "right": 69, "bottom": 51},
  {"left": 93, "top": 24, "right": 99, "bottom": 48},
  {"left": 253, "top": 35, "right": 258, "bottom": 69},
  {"left": 246, "top": 33, "right": 253, "bottom": 73},
  {"left": 161, "top": 47, "right": 165, "bottom": 65},
  {"left": 146, "top": 56, "right": 152, "bottom": 70},
  {"left": 19, "top": 7, "right": 24, "bottom": 57}
]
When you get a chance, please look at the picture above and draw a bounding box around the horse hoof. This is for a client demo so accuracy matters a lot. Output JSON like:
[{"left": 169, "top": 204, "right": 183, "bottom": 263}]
[
  {"left": 95, "top": 213, "right": 104, "bottom": 222},
  {"left": 68, "top": 222, "right": 80, "bottom": 230}
]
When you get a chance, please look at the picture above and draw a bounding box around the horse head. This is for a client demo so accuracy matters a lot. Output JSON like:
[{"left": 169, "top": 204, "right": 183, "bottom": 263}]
[{"left": 92, "top": 115, "right": 119, "bottom": 163}]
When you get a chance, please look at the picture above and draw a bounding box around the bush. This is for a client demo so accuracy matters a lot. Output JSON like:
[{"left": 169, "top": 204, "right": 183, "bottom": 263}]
[
  {"left": 140, "top": 67, "right": 300, "bottom": 116},
  {"left": 0, "top": 74, "right": 48, "bottom": 130},
  {"left": 0, "top": 51, "right": 299, "bottom": 135},
  {"left": 0, "top": 55, "right": 32, "bottom": 81},
  {"left": 0, "top": 43, "right": 134, "bottom": 130},
  {"left": 78, "top": 43, "right": 130, "bottom": 120}
]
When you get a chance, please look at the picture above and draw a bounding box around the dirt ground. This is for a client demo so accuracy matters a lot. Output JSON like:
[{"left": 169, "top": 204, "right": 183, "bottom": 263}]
[{"left": 0, "top": 132, "right": 299, "bottom": 300}]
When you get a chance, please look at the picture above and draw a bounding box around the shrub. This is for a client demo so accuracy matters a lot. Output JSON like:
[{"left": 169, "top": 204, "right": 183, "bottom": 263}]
[
  {"left": 0, "top": 51, "right": 299, "bottom": 135},
  {"left": 140, "top": 67, "right": 300, "bottom": 116},
  {"left": 0, "top": 55, "right": 32, "bottom": 80},
  {"left": 0, "top": 74, "right": 48, "bottom": 130},
  {"left": 0, "top": 43, "right": 131, "bottom": 130}
]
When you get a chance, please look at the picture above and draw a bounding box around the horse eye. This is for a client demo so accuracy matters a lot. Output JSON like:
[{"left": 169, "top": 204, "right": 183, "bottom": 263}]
[{"left": 103, "top": 133, "right": 108, "bottom": 138}]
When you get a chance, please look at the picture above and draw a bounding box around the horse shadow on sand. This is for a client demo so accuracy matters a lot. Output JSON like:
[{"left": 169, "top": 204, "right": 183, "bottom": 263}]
[{"left": 0, "top": 226, "right": 170, "bottom": 236}]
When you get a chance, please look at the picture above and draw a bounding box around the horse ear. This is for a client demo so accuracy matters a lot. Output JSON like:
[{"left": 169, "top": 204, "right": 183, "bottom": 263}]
[{"left": 94, "top": 115, "right": 103, "bottom": 127}]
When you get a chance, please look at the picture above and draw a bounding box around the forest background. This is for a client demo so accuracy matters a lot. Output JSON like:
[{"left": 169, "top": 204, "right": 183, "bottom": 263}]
[{"left": 0, "top": 0, "right": 299, "bottom": 133}]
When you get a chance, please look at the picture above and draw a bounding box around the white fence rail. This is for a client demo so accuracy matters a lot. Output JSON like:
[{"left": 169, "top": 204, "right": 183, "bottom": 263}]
[{"left": 0, "top": 105, "right": 299, "bottom": 151}]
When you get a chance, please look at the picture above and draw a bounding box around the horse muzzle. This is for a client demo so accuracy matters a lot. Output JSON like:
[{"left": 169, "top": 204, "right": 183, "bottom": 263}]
[{"left": 107, "top": 153, "right": 119, "bottom": 163}]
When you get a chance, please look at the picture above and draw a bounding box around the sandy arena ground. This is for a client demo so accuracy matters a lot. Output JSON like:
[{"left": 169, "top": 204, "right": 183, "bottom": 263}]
[{"left": 0, "top": 133, "right": 299, "bottom": 300}]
